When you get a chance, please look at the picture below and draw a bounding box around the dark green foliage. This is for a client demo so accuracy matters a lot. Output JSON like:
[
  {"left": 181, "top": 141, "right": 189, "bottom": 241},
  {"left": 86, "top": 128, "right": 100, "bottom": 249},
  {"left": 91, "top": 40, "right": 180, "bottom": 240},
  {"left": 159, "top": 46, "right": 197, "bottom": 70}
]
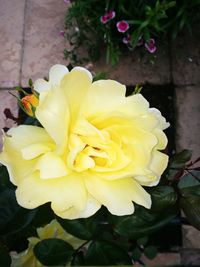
[
  {"left": 178, "top": 170, "right": 200, "bottom": 230},
  {"left": 57, "top": 216, "right": 98, "bottom": 240},
  {"left": 0, "top": 189, "right": 36, "bottom": 236},
  {"left": 0, "top": 245, "right": 11, "bottom": 267},
  {"left": 34, "top": 238, "right": 74, "bottom": 266},
  {"left": 85, "top": 240, "right": 132, "bottom": 265}
]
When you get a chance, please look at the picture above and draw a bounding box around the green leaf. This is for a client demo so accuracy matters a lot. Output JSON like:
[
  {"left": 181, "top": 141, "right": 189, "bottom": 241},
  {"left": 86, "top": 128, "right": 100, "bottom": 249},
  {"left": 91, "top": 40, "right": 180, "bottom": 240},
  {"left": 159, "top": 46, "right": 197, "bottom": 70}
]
[
  {"left": 113, "top": 208, "right": 177, "bottom": 239},
  {"left": 150, "top": 186, "right": 178, "bottom": 211},
  {"left": 178, "top": 171, "right": 200, "bottom": 230},
  {"left": 139, "top": 20, "right": 149, "bottom": 29},
  {"left": 131, "top": 28, "right": 142, "bottom": 47},
  {"left": 57, "top": 213, "right": 99, "bottom": 240},
  {"left": 31, "top": 203, "right": 55, "bottom": 228},
  {"left": 111, "top": 186, "right": 178, "bottom": 239},
  {"left": 85, "top": 241, "right": 132, "bottom": 265},
  {"left": 180, "top": 195, "right": 200, "bottom": 230},
  {"left": 34, "top": 238, "right": 74, "bottom": 266},
  {"left": 144, "top": 246, "right": 157, "bottom": 259},
  {"left": 0, "top": 189, "right": 36, "bottom": 236},
  {"left": 170, "top": 149, "right": 192, "bottom": 169},
  {"left": 178, "top": 170, "right": 200, "bottom": 195},
  {"left": 0, "top": 245, "right": 11, "bottom": 267}
]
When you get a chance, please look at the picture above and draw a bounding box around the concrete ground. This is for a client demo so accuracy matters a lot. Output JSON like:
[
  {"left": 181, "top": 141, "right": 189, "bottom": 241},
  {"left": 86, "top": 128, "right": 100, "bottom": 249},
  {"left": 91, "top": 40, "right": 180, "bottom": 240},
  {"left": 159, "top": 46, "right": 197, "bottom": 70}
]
[{"left": 0, "top": 0, "right": 200, "bottom": 265}]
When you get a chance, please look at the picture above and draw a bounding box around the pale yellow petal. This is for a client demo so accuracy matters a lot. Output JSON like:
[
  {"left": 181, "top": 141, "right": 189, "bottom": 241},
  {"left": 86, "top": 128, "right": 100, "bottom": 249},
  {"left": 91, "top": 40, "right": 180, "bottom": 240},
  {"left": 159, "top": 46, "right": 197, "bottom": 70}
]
[
  {"left": 83, "top": 80, "right": 126, "bottom": 118},
  {"left": 33, "top": 79, "right": 51, "bottom": 93},
  {"left": 49, "top": 64, "right": 69, "bottom": 86},
  {"left": 16, "top": 173, "right": 87, "bottom": 213},
  {"left": 8, "top": 125, "right": 53, "bottom": 148},
  {"left": 115, "top": 93, "right": 149, "bottom": 116},
  {"left": 72, "top": 66, "right": 92, "bottom": 81},
  {"left": 36, "top": 152, "right": 68, "bottom": 179},
  {"left": 56, "top": 195, "right": 101, "bottom": 219},
  {"left": 149, "top": 150, "right": 169, "bottom": 176},
  {"left": 21, "top": 142, "right": 53, "bottom": 160},
  {"left": 36, "top": 86, "right": 69, "bottom": 154},
  {"left": 0, "top": 126, "right": 52, "bottom": 184},
  {"left": 154, "top": 129, "right": 168, "bottom": 150},
  {"left": 85, "top": 176, "right": 151, "bottom": 215},
  {"left": 149, "top": 108, "right": 170, "bottom": 130},
  {"left": 34, "top": 78, "right": 51, "bottom": 93},
  {"left": 134, "top": 174, "right": 160, "bottom": 187},
  {"left": 60, "top": 67, "right": 92, "bottom": 124}
]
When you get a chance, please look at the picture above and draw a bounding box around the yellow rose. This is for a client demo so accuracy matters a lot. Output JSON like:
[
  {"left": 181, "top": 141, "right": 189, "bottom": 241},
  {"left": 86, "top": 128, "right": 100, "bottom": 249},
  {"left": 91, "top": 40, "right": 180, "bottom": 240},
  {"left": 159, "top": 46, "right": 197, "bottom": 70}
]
[
  {"left": 0, "top": 64, "right": 169, "bottom": 219},
  {"left": 11, "top": 219, "right": 85, "bottom": 267}
]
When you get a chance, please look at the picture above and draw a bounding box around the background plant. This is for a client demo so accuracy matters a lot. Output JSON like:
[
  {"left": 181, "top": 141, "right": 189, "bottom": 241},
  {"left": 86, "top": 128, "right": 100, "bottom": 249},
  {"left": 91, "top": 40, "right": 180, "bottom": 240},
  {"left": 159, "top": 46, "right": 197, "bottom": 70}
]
[{"left": 64, "top": 0, "right": 200, "bottom": 64}]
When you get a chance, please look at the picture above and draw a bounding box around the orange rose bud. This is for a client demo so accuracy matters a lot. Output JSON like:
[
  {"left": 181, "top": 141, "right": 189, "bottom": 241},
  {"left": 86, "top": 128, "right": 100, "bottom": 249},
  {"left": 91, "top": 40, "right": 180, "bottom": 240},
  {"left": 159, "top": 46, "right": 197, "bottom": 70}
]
[{"left": 21, "top": 94, "right": 39, "bottom": 117}]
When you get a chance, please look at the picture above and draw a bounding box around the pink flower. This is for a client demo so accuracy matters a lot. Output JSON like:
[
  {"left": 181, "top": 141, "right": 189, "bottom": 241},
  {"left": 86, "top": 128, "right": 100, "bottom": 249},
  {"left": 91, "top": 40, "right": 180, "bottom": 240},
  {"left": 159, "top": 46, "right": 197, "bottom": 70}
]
[
  {"left": 100, "top": 10, "right": 116, "bottom": 24},
  {"left": 145, "top": 38, "right": 157, "bottom": 53},
  {"left": 116, "top": 20, "right": 129, "bottom": 33},
  {"left": 122, "top": 34, "right": 131, "bottom": 44},
  {"left": 59, "top": 30, "right": 65, "bottom": 37},
  {"left": 64, "top": 0, "right": 70, "bottom": 3}
]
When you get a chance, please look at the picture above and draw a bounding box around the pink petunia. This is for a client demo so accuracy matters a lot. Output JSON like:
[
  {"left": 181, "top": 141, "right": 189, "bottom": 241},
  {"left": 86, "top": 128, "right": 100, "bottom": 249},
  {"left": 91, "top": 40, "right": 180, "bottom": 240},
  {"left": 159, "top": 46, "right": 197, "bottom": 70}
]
[
  {"left": 116, "top": 20, "right": 129, "bottom": 33},
  {"left": 122, "top": 34, "right": 131, "bottom": 44},
  {"left": 100, "top": 10, "right": 116, "bottom": 24},
  {"left": 145, "top": 38, "right": 157, "bottom": 53}
]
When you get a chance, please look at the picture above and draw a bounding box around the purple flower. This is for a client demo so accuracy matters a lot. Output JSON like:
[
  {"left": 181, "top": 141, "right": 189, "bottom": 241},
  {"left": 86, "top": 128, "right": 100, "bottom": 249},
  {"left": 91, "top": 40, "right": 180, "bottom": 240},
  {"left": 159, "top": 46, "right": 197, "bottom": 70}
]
[
  {"left": 122, "top": 34, "right": 131, "bottom": 44},
  {"left": 145, "top": 38, "right": 157, "bottom": 53},
  {"left": 64, "top": 0, "right": 70, "bottom": 3},
  {"left": 116, "top": 20, "right": 129, "bottom": 33},
  {"left": 100, "top": 10, "right": 116, "bottom": 24},
  {"left": 59, "top": 30, "right": 65, "bottom": 37}
]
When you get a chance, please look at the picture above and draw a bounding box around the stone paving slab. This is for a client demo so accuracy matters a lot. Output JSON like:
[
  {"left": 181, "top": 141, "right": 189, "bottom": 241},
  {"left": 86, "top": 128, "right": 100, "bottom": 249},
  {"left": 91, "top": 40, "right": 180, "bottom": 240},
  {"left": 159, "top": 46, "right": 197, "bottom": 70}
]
[
  {"left": 182, "top": 225, "right": 200, "bottom": 249},
  {"left": 171, "top": 29, "right": 200, "bottom": 86},
  {"left": 175, "top": 86, "right": 200, "bottom": 160},
  {"left": 92, "top": 43, "right": 171, "bottom": 85},
  {"left": 0, "top": 90, "right": 18, "bottom": 150},
  {"left": 137, "top": 253, "right": 180, "bottom": 266},
  {"left": 181, "top": 249, "right": 200, "bottom": 265},
  {"left": 21, "top": 0, "right": 69, "bottom": 86},
  {"left": 0, "top": 0, "right": 26, "bottom": 88}
]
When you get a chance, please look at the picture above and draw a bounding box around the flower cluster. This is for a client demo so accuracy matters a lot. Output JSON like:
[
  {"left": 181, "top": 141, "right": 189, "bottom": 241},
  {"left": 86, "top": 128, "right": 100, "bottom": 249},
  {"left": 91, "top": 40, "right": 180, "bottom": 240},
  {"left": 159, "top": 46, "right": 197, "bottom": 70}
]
[
  {"left": 100, "top": 10, "right": 116, "bottom": 24},
  {"left": 100, "top": 10, "right": 157, "bottom": 54},
  {"left": 0, "top": 64, "right": 169, "bottom": 220}
]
